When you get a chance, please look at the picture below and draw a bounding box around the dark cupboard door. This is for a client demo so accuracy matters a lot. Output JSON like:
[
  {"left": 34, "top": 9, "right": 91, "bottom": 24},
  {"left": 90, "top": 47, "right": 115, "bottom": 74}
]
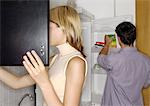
[{"left": 0, "top": 0, "right": 49, "bottom": 66}]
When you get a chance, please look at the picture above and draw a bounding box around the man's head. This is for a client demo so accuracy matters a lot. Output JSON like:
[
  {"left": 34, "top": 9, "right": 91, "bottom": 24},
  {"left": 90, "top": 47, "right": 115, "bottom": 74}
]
[{"left": 115, "top": 22, "right": 136, "bottom": 46}]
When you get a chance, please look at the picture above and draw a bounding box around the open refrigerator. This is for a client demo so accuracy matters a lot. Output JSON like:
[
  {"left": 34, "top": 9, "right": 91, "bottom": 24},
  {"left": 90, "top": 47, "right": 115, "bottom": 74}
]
[
  {"left": 79, "top": 7, "right": 134, "bottom": 106},
  {"left": 91, "top": 16, "right": 133, "bottom": 106},
  {"left": 76, "top": 6, "right": 134, "bottom": 106}
]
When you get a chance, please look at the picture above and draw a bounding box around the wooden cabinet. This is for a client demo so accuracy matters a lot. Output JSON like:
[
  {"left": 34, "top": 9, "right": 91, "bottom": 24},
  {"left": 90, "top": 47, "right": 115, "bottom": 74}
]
[
  {"left": 136, "top": 0, "right": 150, "bottom": 105},
  {"left": 136, "top": 0, "right": 150, "bottom": 56}
]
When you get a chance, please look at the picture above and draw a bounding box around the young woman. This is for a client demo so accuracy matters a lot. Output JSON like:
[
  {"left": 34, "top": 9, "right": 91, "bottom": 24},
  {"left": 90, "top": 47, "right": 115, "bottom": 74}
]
[{"left": 0, "top": 6, "right": 87, "bottom": 106}]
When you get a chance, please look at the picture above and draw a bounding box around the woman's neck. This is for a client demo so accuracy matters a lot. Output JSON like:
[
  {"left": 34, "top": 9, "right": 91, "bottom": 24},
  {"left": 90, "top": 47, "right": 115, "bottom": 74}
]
[{"left": 56, "top": 43, "right": 77, "bottom": 56}]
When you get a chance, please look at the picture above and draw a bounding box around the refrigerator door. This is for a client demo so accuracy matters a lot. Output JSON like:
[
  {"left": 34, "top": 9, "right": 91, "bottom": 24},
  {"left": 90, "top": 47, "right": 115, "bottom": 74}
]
[{"left": 0, "top": 0, "right": 49, "bottom": 66}]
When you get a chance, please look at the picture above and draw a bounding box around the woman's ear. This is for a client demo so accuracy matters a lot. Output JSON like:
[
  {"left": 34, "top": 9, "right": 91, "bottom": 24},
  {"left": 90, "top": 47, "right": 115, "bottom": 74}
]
[{"left": 57, "top": 27, "right": 62, "bottom": 31}]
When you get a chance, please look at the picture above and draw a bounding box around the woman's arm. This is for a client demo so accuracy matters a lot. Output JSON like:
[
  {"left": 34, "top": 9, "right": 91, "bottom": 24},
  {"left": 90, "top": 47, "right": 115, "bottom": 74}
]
[
  {"left": 0, "top": 67, "right": 35, "bottom": 89},
  {"left": 23, "top": 50, "right": 85, "bottom": 106},
  {"left": 40, "top": 57, "right": 85, "bottom": 106},
  {"left": 63, "top": 57, "right": 85, "bottom": 106}
]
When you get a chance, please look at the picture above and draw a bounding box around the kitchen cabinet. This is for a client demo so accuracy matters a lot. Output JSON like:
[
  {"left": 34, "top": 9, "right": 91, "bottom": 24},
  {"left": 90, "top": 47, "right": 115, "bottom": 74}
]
[
  {"left": 136, "top": 0, "right": 150, "bottom": 105},
  {"left": 0, "top": 0, "right": 49, "bottom": 66}
]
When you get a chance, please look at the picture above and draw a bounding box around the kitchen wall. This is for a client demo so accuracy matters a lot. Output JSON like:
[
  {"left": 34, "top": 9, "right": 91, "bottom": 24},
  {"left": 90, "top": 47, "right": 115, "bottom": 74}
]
[
  {"left": 76, "top": 0, "right": 135, "bottom": 23},
  {"left": 0, "top": 66, "right": 35, "bottom": 106}
]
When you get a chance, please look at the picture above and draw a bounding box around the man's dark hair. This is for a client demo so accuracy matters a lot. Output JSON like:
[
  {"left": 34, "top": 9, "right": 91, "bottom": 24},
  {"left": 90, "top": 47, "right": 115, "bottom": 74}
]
[{"left": 115, "top": 21, "right": 136, "bottom": 46}]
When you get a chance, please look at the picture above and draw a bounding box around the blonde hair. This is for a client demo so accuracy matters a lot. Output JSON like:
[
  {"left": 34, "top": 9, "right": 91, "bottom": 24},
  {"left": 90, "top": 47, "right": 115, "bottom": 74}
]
[{"left": 50, "top": 5, "right": 86, "bottom": 57}]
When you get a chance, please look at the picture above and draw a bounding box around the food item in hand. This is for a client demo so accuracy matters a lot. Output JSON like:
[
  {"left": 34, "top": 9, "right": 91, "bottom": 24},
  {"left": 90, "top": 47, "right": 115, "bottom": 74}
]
[{"left": 107, "top": 34, "right": 117, "bottom": 48}]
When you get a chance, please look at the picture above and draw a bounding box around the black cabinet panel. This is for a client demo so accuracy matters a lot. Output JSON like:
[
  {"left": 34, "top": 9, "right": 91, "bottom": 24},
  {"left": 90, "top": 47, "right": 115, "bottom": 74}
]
[{"left": 0, "top": 0, "right": 49, "bottom": 66}]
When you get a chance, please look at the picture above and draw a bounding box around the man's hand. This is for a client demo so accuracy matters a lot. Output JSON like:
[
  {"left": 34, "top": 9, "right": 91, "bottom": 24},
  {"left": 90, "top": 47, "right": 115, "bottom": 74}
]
[
  {"left": 99, "top": 35, "right": 112, "bottom": 55},
  {"left": 105, "top": 35, "right": 112, "bottom": 46}
]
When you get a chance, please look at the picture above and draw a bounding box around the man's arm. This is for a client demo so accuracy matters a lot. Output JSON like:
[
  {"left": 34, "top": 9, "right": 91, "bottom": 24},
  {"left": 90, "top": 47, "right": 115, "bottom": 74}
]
[
  {"left": 97, "top": 35, "right": 112, "bottom": 71},
  {"left": 144, "top": 70, "right": 150, "bottom": 88},
  {"left": 99, "top": 44, "right": 109, "bottom": 55}
]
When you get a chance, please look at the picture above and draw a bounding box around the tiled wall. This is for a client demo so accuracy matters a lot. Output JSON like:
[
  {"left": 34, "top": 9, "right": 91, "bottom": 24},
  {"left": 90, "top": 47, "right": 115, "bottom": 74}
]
[{"left": 0, "top": 66, "right": 35, "bottom": 106}]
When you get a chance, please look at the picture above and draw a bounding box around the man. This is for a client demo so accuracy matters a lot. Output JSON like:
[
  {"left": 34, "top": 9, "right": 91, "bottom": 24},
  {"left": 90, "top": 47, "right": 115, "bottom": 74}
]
[{"left": 97, "top": 22, "right": 150, "bottom": 106}]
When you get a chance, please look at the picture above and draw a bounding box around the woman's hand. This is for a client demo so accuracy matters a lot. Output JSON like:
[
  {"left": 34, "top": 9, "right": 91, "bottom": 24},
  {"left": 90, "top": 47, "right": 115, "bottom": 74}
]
[{"left": 23, "top": 50, "right": 49, "bottom": 87}]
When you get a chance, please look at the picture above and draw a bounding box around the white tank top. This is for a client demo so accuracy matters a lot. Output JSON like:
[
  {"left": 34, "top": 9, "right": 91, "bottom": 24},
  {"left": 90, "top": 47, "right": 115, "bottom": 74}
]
[{"left": 36, "top": 44, "right": 87, "bottom": 106}]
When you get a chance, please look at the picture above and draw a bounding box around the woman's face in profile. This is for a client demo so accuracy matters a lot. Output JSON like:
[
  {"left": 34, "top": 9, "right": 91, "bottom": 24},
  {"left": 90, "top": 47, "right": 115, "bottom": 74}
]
[{"left": 49, "top": 22, "right": 66, "bottom": 46}]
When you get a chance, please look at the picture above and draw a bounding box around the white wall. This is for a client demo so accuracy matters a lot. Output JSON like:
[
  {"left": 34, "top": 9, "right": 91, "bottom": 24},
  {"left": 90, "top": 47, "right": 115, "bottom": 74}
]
[
  {"left": 50, "top": 0, "right": 135, "bottom": 22},
  {"left": 50, "top": 0, "right": 68, "bottom": 8},
  {"left": 76, "top": 0, "right": 135, "bottom": 23},
  {"left": 115, "top": 0, "right": 135, "bottom": 16},
  {"left": 115, "top": 0, "right": 135, "bottom": 24},
  {"left": 76, "top": 0, "right": 114, "bottom": 19}
]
